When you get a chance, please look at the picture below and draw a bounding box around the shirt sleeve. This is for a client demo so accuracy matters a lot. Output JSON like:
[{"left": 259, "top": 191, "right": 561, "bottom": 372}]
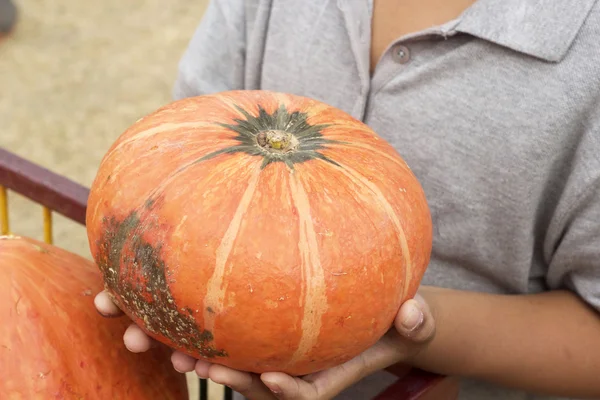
[
  {"left": 545, "top": 107, "right": 600, "bottom": 312},
  {"left": 172, "top": 0, "right": 247, "bottom": 100}
]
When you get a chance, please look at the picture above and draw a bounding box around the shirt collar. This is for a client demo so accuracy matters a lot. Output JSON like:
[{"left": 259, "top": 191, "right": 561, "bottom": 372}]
[{"left": 453, "top": 0, "right": 598, "bottom": 62}]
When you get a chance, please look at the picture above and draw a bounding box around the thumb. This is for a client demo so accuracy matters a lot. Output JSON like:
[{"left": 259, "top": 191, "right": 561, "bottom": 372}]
[{"left": 394, "top": 293, "right": 436, "bottom": 343}]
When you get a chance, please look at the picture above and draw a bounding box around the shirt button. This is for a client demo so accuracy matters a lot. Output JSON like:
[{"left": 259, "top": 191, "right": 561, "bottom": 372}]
[{"left": 392, "top": 44, "right": 411, "bottom": 64}]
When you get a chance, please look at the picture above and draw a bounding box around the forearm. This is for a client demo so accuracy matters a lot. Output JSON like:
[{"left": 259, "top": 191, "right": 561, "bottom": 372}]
[{"left": 412, "top": 286, "right": 600, "bottom": 398}]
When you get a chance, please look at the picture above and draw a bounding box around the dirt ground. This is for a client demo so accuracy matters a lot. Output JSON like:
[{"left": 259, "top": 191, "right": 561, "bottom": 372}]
[{"left": 1, "top": 1, "right": 226, "bottom": 398}]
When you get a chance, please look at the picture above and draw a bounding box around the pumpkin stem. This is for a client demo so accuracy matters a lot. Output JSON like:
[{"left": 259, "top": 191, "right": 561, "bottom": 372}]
[{"left": 256, "top": 130, "right": 299, "bottom": 153}]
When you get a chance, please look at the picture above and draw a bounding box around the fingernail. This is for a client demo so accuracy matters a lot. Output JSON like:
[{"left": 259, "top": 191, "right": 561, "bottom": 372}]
[
  {"left": 95, "top": 310, "right": 120, "bottom": 318},
  {"left": 401, "top": 302, "right": 424, "bottom": 332}
]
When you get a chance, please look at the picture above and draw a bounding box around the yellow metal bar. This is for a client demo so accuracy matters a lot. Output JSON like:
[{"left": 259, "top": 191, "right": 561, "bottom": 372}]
[
  {"left": 43, "top": 206, "right": 53, "bottom": 244},
  {"left": 0, "top": 185, "right": 8, "bottom": 235}
]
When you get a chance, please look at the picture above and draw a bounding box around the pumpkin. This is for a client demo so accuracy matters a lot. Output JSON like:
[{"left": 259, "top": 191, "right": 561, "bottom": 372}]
[
  {"left": 86, "top": 90, "right": 432, "bottom": 376},
  {"left": 0, "top": 235, "right": 188, "bottom": 399}
]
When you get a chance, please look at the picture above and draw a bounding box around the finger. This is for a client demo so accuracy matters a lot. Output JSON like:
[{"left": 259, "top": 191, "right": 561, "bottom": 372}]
[
  {"left": 209, "top": 364, "right": 276, "bottom": 400},
  {"left": 123, "top": 323, "right": 154, "bottom": 353},
  {"left": 394, "top": 295, "right": 436, "bottom": 343},
  {"left": 171, "top": 350, "right": 197, "bottom": 373},
  {"left": 262, "top": 358, "right": 368, "bottom": 400},
  {"left": 194, "top": 359, "right": 212, "bottom": 379},
  {"left": 261, "top": 372, "right": 318, "bottom": 400},
  {"left": 94, "top": 290, "right": 123, "bottom": 317}
]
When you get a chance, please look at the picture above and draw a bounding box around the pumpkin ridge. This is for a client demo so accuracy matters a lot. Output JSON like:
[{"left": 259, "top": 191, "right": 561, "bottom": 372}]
[
  {"left": 333, "top": 162, "right": 413, "bottom": 301},
  {"left": 203, "top": 163, "right": 263, "bottom": 334},
  {"left": 330, "top": 142, "right": 412, "bottom": 173},
  {"left": 92, "top": 131, "right": 244, "bottom": 230},
  {"left": 134, "top": 142, "right": 241, "bottom": 211},
  {"left": 287, "top": 172, "right": 328, "bottom": 367},
  {"left": 105, "top": 121, "right": 217, "bottom": 160}
]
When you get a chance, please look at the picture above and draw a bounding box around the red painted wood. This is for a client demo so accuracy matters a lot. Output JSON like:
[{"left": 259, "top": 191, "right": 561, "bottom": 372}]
[
  {"left": 376, "top": 368, "right": 459, "bottom": 400},
  {"left": 0, "top": 147, "right": 89, "bottom": 224}
]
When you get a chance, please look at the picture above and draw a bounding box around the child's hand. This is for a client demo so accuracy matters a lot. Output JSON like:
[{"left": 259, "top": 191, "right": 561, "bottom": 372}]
[{"left": 94, "top": 290, "right": 436, "bottom": 400}]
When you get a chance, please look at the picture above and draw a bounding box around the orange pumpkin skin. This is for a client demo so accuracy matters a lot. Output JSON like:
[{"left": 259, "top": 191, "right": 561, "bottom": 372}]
[
  {"left": 0, "top": 235, "right": 188, "bottom": 399},
  {"left": 86, "top": 90, "right": 433, "bottom": 376}
]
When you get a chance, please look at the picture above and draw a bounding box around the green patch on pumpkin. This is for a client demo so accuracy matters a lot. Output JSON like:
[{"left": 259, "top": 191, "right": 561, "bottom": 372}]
[{"left": 199, "top": 104, "right": 345, "bottom": 169}]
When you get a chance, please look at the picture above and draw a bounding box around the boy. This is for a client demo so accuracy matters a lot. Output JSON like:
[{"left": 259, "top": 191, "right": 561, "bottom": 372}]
[{"left": 95, "top": 0, "right": 600, "bottom": 398}]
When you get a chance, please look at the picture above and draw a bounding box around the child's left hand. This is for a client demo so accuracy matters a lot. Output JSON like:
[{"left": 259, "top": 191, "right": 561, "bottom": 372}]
[{"left": 95, "top": 290, "right": 436, "bottom": 400}]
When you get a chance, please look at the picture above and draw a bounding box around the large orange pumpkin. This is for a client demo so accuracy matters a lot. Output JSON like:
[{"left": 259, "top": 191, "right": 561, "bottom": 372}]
[
  {"left": 0, "top": 235, "right": 188, "bottom": 399},
  {"left": 86, "top": 90, "right": 432, "bottom": 376}
]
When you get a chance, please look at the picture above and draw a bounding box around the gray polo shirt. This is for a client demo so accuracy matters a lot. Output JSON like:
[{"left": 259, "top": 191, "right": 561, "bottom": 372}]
[{"left": 173, "top": 1, "right": 600, "bottom": 399}]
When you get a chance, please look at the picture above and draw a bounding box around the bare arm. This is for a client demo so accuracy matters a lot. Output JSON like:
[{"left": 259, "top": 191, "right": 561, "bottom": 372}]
[{"left": 415, "top": 286, "right": 600, "bottom": 398}]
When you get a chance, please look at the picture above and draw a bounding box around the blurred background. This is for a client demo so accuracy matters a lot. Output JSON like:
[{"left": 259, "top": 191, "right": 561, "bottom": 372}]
[{"left": 1, "top": 0, "right": 225, "bottom": 398}]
